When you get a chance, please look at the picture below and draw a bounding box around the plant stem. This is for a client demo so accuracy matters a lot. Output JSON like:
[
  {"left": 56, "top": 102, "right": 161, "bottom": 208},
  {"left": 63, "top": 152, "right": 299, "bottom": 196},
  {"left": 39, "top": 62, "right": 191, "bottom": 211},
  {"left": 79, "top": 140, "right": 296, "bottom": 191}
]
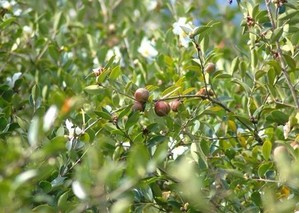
[
  {"left": 154, "top": 94, "right": 263, "bottom": 143},
  {"left": 264, "top": 0, "right": 299, "bottom": 109},
  {"left": 192, "top": 39, "right": 210, "bottom": 98}
]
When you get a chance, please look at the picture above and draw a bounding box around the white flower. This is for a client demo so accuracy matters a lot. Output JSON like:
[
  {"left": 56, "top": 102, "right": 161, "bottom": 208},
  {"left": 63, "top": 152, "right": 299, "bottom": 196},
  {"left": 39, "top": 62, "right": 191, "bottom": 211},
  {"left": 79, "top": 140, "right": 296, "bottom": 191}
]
[
  {"left": 172, "top": 146, "right": 188, "bottom": 160},
  {"left": 65, "top": 119, "right": 82, "bottom": 139},
  {"left": 138, "top": 37, "right": 158, "bottom": 61},
  {"left": 43, "top": 105, "right": 58, "bottom": 131},
  {"left": 72, "top": 181, "right": 87, "bottom": 200},
  {"left": 13, "top": 8, "right": 22, "bottom": 16},
  {"left": 168, "top": 136, "right": 188, "bottom": 160},
  {"left": 105, "top": 46, "right": 124, "bottom": 66},
  {"left": 172, "top": 17, "right": 194, "bottom": 48},
  {"left": 1, "top": 0, "right": 16, "bottom": 9},
  {"left": 69, "top": 8, "right": 77, "bottom": 19},
  {"left": 145, "top": 0, "right": 158, "bottom": 11},
  {"left": 93, "top": 57, "right": 100, "bottom": 66},
  {"left": 6, "top": 72, "right": 22, "bottom": 88},
  {"left": 122, "top": 141, "right": 131, "bottom": 150},
  {"left": 23, "top": 25, "right": 32, "bottom": 34},
  {"left": 283, "top": 121, "right": 291, "bottom": 139}
]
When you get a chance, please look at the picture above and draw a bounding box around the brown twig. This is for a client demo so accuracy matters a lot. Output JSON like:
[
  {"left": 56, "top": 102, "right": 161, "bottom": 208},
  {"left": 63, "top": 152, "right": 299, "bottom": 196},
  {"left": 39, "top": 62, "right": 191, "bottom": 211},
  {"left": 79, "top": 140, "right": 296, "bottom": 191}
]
[
  {"left": 264, "top": 0, "right": 299, "bottom": 109},
  {"left": 154, "top": 94, "right": 263, "bottom": 143},
  {"left": 192, "top": 39, "right": 211, "bottom": 98}
]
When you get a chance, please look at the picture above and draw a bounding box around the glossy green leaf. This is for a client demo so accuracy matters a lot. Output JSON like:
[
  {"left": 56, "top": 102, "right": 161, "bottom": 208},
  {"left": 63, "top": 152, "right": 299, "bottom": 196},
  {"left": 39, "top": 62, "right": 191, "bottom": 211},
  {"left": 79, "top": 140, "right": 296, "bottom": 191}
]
[
  {"left": 262, "top": 140, "right": 272, "bottom": 161},
  {"left": 266, "top": 110, "right": 289, "bottom": 125},
  {"left": 84, "top": 85, "right": 103, "bottom": 94}
]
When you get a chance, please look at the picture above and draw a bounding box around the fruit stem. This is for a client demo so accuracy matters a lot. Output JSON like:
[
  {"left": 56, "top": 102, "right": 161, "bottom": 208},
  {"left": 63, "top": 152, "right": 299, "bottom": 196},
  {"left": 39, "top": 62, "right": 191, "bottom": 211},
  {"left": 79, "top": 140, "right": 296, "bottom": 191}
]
[
  {"left": 191, "top": 38, "right": 210, "bottom": 99},
  {"left": 154, "top": 94, "right": 263, "bottom": 144},
  {"left": 264, "top": 0, "right": 299, "bottom": 109}
]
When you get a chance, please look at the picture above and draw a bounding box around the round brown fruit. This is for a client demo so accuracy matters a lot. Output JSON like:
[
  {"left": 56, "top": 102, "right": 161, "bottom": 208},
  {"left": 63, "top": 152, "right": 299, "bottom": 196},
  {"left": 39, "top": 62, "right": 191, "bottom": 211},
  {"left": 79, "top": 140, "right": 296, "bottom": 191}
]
[
  {"left": 134, "top": 88, "right": 149, "bottom": 103},
  {"left": 204, "top": 62, "right": 215, "bottom": 73},
  {"left": 169, "top": 99, "right": 181, "bottom": 112},
  {"left": 154, "top": 101, "right": 170, "bottom": 116},
  {"left": 132, "top": 101, "right": 145, "bottom": 112}
]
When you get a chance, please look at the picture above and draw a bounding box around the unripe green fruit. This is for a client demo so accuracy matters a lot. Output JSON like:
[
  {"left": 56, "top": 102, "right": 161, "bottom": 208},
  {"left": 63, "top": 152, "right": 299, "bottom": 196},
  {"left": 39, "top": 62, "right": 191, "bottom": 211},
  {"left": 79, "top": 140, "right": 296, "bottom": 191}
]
[
  {"left": 154, "top": 101, "right": 170, "bottom": 116},
  {"left": 204, "top": 62, "right": 215, "bottom": 73},
  {"left": 134, "top": 88, "right": 149, "bottom": 103},
  {"left": 169, "top": 99, "right": 181, "bottom": 112},
  {"left": 132, "top": 101, "right": 145, "bottom": 112}
]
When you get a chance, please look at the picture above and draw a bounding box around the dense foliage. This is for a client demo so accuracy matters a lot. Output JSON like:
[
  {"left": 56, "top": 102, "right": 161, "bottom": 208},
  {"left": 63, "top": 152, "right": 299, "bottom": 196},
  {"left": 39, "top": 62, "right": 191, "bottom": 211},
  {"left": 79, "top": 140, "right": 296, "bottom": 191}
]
[{"left": 1, "top": 0, "right": 299, "bottom": 212}]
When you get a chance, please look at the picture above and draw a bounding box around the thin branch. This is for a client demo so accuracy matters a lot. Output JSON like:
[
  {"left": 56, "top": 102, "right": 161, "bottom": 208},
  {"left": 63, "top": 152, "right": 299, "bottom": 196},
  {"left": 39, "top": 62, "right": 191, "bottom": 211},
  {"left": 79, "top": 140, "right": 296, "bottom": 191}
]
[
  {"left": 192, "top": 39, "right": 211, "bottom": 98},
  {"left": 98, "top": 0, "right": 108, "bottom": 24},
  {"left": 251, "top": 178, "right": 279, "bottom": 183},
  {"left": 265, "top": 0, "right": 299, "bottom": 109},
  {"left": 154, "top": 94, "right": 263, "bottom": 143}
]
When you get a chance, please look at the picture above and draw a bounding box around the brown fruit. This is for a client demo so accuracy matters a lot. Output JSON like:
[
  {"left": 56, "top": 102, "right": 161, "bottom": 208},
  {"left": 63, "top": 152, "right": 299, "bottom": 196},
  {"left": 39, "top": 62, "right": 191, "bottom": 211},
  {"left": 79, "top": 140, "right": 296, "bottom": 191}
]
[
  {"left": 204, "top": 62, "right": 215, "bottom": 73},
  {"left": 169, "top": 99, "right": 181, "bottom": 112},
  {"left": 134, "top": 88, "right": 149, "bottom": 103},
  {"left": 154, "top": 101, "right": 170, "bottom": 116},
  {"left": 132, "top": 101, "right": 145, "bottom": 112}
]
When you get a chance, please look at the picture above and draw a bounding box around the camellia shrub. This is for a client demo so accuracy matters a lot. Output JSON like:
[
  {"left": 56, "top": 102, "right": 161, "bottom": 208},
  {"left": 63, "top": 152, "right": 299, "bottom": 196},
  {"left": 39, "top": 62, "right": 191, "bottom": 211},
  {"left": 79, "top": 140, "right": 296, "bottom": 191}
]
[{"left": 1, "top": 0, "right": 299, "bottom": 212}]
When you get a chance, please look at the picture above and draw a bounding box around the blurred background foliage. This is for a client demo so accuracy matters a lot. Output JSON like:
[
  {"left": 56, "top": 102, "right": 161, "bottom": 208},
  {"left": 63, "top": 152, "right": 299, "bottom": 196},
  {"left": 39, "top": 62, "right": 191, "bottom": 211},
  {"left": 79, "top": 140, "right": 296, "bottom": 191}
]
[{"left": 1, "top": 0, "right": 299, "bottom": 212}]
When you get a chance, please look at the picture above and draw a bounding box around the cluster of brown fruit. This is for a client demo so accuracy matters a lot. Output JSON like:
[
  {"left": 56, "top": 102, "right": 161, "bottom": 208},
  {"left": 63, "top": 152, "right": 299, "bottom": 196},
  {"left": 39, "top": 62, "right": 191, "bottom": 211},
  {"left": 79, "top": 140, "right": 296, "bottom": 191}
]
[
  {"left": 132, "top": 88, "right": 149, "bottom": 112},
  {"left": 132, "top": 62, "right": 216, "bottom": 116},
  {"left": 132, "top": 88, "right": 181, "bottom": 116}
]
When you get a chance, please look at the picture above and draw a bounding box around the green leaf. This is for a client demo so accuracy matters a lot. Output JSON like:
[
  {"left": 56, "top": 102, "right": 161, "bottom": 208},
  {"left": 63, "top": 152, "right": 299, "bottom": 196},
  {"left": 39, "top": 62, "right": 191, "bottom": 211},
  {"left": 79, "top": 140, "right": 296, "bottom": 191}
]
[
  {"left": 0, "top": 17, "right": 16, "bottom": 29},
  {"left": 43, "top": 136, "right": 67, "bottom": 155},
  {"left": 258, "top": 162, "right": 273, "bottom": 177},
  {"left": 267, "top": 68, "right": 276, "bottom": 85},
  {"left": 39, "top": 181, "right": 52, "bottom": 193},
  {"left": 283, "top": 54, "right": 296, "bottom": 70},
  {"left": 251, "top": 191, "right": 262, "bottom": 206},
  {"left": 191, "top": 26, "right": 211, "bottom": 38},
  {"left": 182, "top": 87, "right": 195, "bottom": 95},
  {"left": 97, "top": 68, "right": 111, "bottom": 84},
  {"left": 262, "top": 140, "right": 272, "bottom": 160},
  {"left": 266, "top": 110, "right": 289, "bottom": 125},
  {"left": 232, "top": 78, "right": 251, "bottom": 94},
  {"left": 57, "top": 191, "right": 70, "bottom": 210},
  {"left": 53, "top": 11, "right": 64, "bottom": 32},
  {"left": 94, "top": 111, "right": 112, "bottom": 120},
  {"left": 270, "top": 27, "right": 283, "bottom": 43},
  {"left": 125, "top": 112, "right": 140, "bottom": 130},
  {"left": 278, "top": 9, "right": 299, "bottom": 21},
  {"left": 161, "top": 85, "right": 181, "bottom": 98},
  {"left": 255, "top": 69, "right": 266, "bottom": 80},
  {"left": 251, "top": 4, "right": 260, "bottom": 19},
  {"left": 164, "top": 55, "right": 174, "bottom": 67},
  {"left": 126, "top": 143, "right": 151, "bottom": 178},
  {"left": 32, "top": 204, "right": 56, "bottom": 212},
  {"left": 110, "top": 66, "right": 121, "bottom": 80},
  {"left": 255, "top": 10, "right": 269, "bottom": 23},
  {"left": 230, "top": 57, "right": 240, "bottom": 74},
  {"left": 84, "top": 85, "right": 103, "bottom": 94},
  {"left": 48, "top": 44, "right": 59, "bottom": 61},
  {"left": 147, "top": 135, "right": 167, "bottom": 147}
]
